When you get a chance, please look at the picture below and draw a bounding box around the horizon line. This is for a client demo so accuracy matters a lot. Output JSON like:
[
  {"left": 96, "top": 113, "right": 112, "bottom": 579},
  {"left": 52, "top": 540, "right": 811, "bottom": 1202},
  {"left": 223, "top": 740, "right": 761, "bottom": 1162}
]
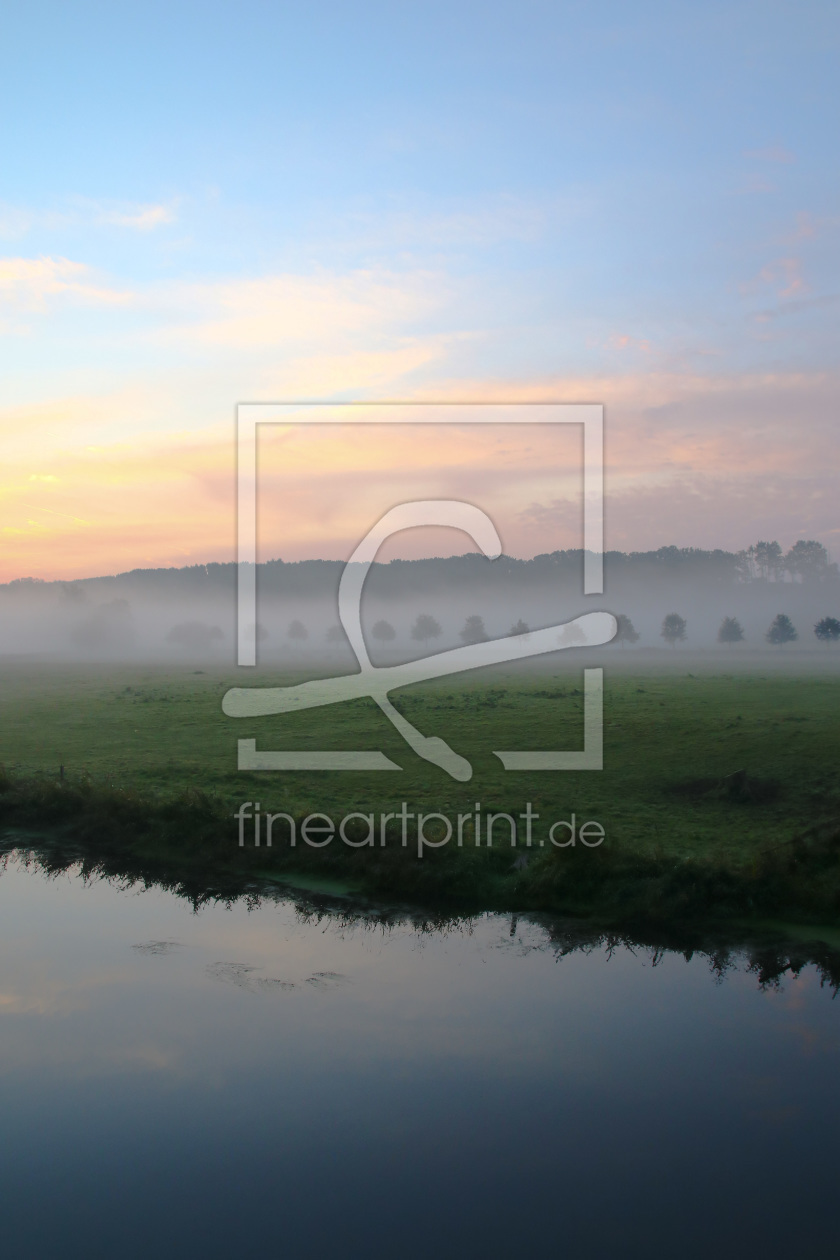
[{"left": 1, "top": 538, "right": 833, "bottom": 589}]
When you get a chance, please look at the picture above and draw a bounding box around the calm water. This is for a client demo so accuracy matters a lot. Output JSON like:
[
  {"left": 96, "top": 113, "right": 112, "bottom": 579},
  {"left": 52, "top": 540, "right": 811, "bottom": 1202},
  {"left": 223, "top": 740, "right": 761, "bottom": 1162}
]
[{"left": 1, "top": 851, "right": 838, "bottom": 1259}]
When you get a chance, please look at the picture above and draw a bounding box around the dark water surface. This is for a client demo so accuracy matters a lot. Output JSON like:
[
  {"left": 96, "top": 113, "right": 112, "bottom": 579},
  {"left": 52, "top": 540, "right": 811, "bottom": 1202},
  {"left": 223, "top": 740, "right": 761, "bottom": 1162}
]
[{"left": 1, "top": 852, "right": 838, "bottom": 1259}]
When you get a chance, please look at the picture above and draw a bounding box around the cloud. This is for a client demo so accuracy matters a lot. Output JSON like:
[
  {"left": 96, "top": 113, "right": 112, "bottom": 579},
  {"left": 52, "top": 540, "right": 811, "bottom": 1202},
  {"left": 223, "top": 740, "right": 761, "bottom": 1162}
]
[
  {"left": 788, "top": 212, "right": 818, "bottom": 242},
  {"left": 256, "top": 342, "right": 445, "bottom": 396},
  {"left": 0, "top": 222, "right": 834, "bottom": 578},
  {"left": 0, "top": 198, "right": 177, "bottom": 242},
  {"left": 1, "top": 256, "right": 85, "bottom": 304},
  {"left": 741, "top": 256, "right": 808, "bottom": 301},
  {"left": 0, "top": 255, "right": 132, "bottom": 314},
  {"left": 0, "top": 418, "right": 236, "bottom": 579},
  {"left": 2, "top": 251, "right": 452, "bottom": 355},
  {"left": 744, "top": 145, "right": 795, "bottom": 164},
  {"left": 163, "top": 269, "right": 447, "bottom": 349},
  {"left": 0, "top": 206, "right": 33, "bottom": 240},
  {"left": 2, "top": 254, "right": 438, "bottom": 351},
  {"left": 606, "top": 332, "right": 652, "bottom": 354},
  {"left": 2, "top": 369, "right": 837, "bottom": 579},
  {"left": 751, "top": 293, "right": 839, "bottom": 324},
  {"left": 96, "top": 202, "right": 177, "bottom": 231},
  {"left": 777, "top": 211, "right": 840, "bottom": 246}
]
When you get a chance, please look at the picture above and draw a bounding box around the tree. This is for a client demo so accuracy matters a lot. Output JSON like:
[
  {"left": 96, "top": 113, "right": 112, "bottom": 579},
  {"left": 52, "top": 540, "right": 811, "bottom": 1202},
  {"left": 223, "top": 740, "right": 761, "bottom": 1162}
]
[
  {"left": 784, "top": 540, "right": 829, "bottom": 582},
  {"left": 717, "top": 616, "right": 744, "bottom": 644},
  {"left": 614, "top": 614, "right": 640, "bottom": 647},
  {"left": 660, "top": 613, "right": 687, "bottom": 647},
  {"left": 559, "top": 622, "right": 587, "bottom": 647},
  {"left": 754, "top": 541, "right": 783, "bottom": 581},
  {"left": 371, "top": 619, "right": 396, "bottom": 642},
  {"left": 814, "top": 616, "right": 840, "bottom": 644},
  {"left": 460, "top": 615, "right": 489, "bottom": 644},
  {"left": 765, "top": 613, "right": 797, "bottom": 646},
  {"left": 326, "top": 625, "right": 344, "bottom": 643},
  {"left": 411, "top": 613, "right": 442, "bottom": 645},
  {"left": 288, "top": 619, "right": 308, "bottom": 641},
  {"left": 508, "top": 619, "right": 530, "bottom": 637}
]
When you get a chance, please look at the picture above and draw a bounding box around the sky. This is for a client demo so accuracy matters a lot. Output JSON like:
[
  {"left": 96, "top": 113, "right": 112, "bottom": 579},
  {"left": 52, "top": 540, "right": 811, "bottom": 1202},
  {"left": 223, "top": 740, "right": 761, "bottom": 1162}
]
[{"left": 1, "top": 0, "right": 838, "bottom": 579}]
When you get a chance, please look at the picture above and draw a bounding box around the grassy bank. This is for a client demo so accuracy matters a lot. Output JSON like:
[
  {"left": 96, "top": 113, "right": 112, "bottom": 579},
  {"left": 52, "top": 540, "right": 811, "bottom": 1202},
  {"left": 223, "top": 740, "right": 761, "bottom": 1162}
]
[
  {"left": 2, "top": 768, "right": 840, "bottom": 924},
  {"left": 1, "top": 659, "right": 839, "bottom": 923}
]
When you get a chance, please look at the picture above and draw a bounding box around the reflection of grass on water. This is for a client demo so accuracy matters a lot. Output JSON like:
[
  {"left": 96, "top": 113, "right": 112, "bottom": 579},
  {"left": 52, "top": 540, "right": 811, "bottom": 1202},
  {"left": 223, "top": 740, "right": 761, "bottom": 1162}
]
[
  {"left": 0, "top": 662, "right": 839, "bottom": 926},
  {"left": 5, "top": 838, "right": 840, "bottom": 997}
]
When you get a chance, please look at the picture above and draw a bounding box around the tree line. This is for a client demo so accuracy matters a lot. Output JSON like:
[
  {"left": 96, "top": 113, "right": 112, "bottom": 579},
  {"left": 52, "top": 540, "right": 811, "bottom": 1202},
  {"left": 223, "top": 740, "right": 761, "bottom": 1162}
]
[
  {"left": 6, "top": 538, "right": 837, "bottom": 604},
  {"left": 218, "top": 611, "right": 840, "bottom": 650},
  {"left": 636, "top": 612, "right": 840, "bottom": 647},
  {"left": 65, "top": 606, "right": 840, "bottom": 655},
  {"left": 279, "top": 613, "right": 500, "bottom": 647}
]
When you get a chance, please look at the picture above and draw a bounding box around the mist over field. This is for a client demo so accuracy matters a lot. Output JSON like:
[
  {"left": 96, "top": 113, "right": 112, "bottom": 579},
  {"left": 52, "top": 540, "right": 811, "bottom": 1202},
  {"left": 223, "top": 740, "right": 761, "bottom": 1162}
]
[{"left": 1, "top": 539, "right": 837, "bottom": 667}]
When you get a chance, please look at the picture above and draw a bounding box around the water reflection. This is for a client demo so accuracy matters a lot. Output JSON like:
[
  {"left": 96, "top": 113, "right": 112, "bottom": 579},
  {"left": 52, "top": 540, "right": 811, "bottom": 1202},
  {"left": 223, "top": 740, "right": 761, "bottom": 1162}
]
[
  {"left": 5, "top": 834, "right": 839, "bottom": 993},
  {"left": 0, "top": 841, "right": 838, "bottom": 1259}
]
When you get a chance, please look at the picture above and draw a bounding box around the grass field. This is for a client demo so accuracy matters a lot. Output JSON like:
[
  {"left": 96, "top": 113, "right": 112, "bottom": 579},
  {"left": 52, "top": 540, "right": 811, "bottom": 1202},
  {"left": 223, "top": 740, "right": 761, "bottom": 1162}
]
[{"left": 1, "top": 658, "right": 839, "bottom": 922}]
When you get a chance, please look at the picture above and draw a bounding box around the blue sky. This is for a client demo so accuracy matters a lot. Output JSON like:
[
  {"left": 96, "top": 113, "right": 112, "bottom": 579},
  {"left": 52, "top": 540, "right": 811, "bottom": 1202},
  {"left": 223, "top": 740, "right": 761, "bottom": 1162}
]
[{"left": 1, "top": 0, "right": 838, "bottom": 575}]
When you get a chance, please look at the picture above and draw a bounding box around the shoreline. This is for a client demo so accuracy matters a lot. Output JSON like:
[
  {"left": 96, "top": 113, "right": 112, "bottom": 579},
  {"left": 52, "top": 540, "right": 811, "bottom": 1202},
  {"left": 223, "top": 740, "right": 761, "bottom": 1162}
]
[
  {"left": 4, "top": 821, "right": 840, "bottom": 1000},
  {"left": 2, "top": 770, "right": 838, "bottom": 932}
]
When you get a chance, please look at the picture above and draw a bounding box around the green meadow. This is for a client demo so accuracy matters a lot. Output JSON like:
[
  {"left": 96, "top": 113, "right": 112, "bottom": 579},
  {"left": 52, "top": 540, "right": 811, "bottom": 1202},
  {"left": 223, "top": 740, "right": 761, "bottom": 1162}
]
[{"left": 1, "top": 658, "right": 839, "bottom": 922}]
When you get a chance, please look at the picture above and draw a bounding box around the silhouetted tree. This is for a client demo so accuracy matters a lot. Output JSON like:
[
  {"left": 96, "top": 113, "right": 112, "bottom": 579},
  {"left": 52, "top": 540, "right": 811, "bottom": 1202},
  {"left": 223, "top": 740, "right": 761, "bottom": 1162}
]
[
  {"left": 288, "top": 619, "right": 308, "bottom": 641},
  {"left": 661, "top": 613, "right": 687, "bottom": 647},
  {"left": 784, "top": 540, "right": 829, "bottom": 582},
  {"left": 734, "top": 550, "right": 752, "bottom": 584},
  {"left": 508, "top": 619, "right": 530, "bottom": 637},
  {"left": 752, "top": 541, "right": 783, "bottom": 581},
  {"left": 372, "top": 619, "right": 396, "bottom": 642},
  {"left": 460, "top": 615, "right": 489, "bottom": 644},
  {"left": 326, "top": 625, "right": 344, "bottom": 643},
  {"left": 814, "top": 616, "right": 840, "bottom": 644},
  {"left": 717, "top": 616, "right": 744, "bottom": 644},
  {"left": 411, "top": 613, "right": 442, "bottom": 644},
  {"left": 614, "top": 614, "right": 640, "bottom": 646},
  {"left": 765, "top": 613, "right": 797, "bottom": 646}
]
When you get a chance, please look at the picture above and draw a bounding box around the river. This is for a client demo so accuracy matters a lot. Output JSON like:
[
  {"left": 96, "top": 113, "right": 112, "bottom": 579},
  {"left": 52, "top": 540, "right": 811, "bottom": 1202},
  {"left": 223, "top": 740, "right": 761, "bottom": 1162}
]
[{"left": 1, "top": 848, "right": 838, "bottom": 1258}]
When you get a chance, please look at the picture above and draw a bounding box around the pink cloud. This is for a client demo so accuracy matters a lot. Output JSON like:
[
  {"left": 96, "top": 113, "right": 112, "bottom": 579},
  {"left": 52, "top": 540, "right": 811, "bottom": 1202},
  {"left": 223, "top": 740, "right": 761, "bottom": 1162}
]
[
  {"left": 743, "top": 145, "right": 795, "bottom": 164},
  {"left": 1, "top": 371, "right": 837, "bottom": 581},
  {"left": 741, "top": 256, "right": 808, "bottom": 300}
]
